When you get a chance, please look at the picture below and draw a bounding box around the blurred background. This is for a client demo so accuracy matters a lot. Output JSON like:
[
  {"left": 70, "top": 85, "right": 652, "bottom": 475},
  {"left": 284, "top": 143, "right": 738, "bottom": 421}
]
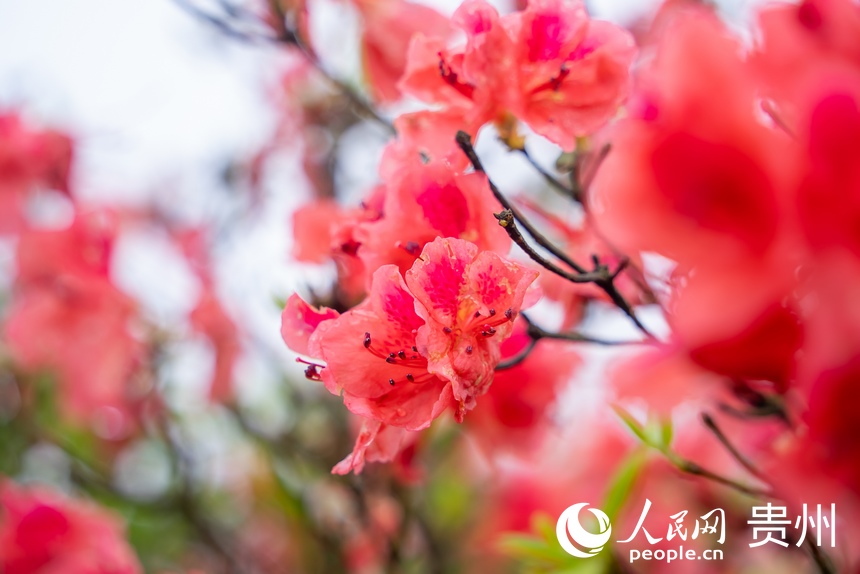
[{"left": 0, "top": 1, "right": 800, "bottom": 573}]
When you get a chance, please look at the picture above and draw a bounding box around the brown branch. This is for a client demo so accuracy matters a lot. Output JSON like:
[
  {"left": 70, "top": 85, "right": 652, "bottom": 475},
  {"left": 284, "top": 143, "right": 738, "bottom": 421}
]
[
  {"left": 457, "top": 131, "right": 654, "bottom": 337},
  {"left": 515, "top": 147, "right": 576, "bottom": 199},
  {"left": 457, "top": 131, "right": 588, "bottom": 274},
  {"left": 172, "top": 0, "right": 395, "bottom": 135},
  {"left": 701, "top": 412, "right": 766, "bottom": 480},
  {"left": 493, "top": 210, "right": 611, "bottom": 284}
]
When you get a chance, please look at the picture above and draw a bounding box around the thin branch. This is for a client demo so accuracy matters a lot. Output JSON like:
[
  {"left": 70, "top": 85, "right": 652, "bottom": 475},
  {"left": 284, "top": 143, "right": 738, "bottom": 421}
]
[
  {"left": 521, "top": 312, "right": 644, "bottom": 346},
  {"left": 172, "top": 0, "right": 395, "bottom": 135},
  {"left": 456, "top": 131, "right": 588, "bottom": 274},
  {"left": 671, "top": 456, "right": 771, "bottom": 498},
  {"left": 161, "top": 415, "right": 254, "bottom": 574},
  {"left": 701, "top": 413, "right": 766, "bottom": 480},
  {"left": 516, "top": 147, "right": 576, "bottom": 198},
  {"left": 804, "top": 536, "right": 837, "bottom": 574},
  {"left": 495, "top": 338, "right": 538, "bottom": 370},
  {"left": 457, "top": 131, "right": 654, "bottom": 338},
  {"left": 493, "top": 210, "right": 610, "bottom": 284}
]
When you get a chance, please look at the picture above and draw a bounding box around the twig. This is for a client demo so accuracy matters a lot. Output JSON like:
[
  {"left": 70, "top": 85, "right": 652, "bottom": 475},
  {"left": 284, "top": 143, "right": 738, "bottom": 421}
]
[
  {"left": 457, "top": 131, "right": 653, "bottom": 337},
  {"left": 516, "top": 147, "right": 575, "bottom": 198},
  {"left": 701, "top": 413, "right": 766, "bottom": 480},
  {"left": 162, "top": 415, "right": 253, "bottom": 574},
  {"left": 670, "top": 456, "right": 771, "bottom": 498},
  {"left": 493, "top": 210, "right": 611, "bottom": 284},
  {"left": 495, "top": 338, "right": 538, "bottom": 370},
  {"left": 521, "top": 313, "right": 644, "bottom": 346},
  {"left": 804, "top": 536, "right": 837, "bottom": 574},
  {"left": 172, "top": 0, "right": 395, "bottom": 134},
  {"left": 457, "top": 131, "right": 588, "bottom": 274}
]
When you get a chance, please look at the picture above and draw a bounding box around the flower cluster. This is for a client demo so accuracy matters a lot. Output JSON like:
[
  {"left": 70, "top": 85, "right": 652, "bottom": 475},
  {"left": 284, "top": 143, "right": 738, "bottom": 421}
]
[
  {"left": 592, "top": 0, "right": 860, "bottom": 521},
  {"left": 282, "top": 0, "right": 637, "bottom": 473}
]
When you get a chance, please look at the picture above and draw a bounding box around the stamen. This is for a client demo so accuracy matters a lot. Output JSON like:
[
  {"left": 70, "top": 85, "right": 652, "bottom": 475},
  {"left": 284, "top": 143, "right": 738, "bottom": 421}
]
[
  {"left": 400, "top": 241, "right": 421, "bottom": 256},
  {"left": 364, "top": 332, "right": 371, "bottom": 348},
  {"left": 438, "top": 53, "right": 476, "bottom": 99},
  {"left": 341, "top": 240, "right": 360, "bottom": 256}
]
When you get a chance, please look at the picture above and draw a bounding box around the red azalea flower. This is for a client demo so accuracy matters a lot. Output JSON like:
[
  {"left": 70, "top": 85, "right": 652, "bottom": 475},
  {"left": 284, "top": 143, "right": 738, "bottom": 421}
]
[
  {"left": 0, "top": 481, "right": 141, "bottom": 574},
  {"left": 0, "top": 114, "right": 74, "bottom": 234},
  {"left": 282, "top": 237, "right": 537, "bottom": 473},
  {"left": 399, "top": 0, "right": 635, "bottom": 149},
  {"left": 356, "top": 160, "right": 510, "bottom": 278},
  {"left": 352, "top": 0, "right": 452, "bottom": 104},
  {"left": 4, "top": 212, "right": 144, "bottom": 435}
]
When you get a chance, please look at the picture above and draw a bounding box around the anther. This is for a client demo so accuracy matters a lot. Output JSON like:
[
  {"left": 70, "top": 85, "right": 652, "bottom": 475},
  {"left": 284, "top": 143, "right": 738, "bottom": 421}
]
[
  {"left": 389, "top": 378, "right": 396, "bottom": 386},
  {"left": 443, "top": 327, "right": 452, "bottom": 334},
  {"left": 411, "top": 346, "right": 418, "bottom": 352},
  {"left": 504, "top": 308, "right": 514, "bottom": 321},
  {"left": 398, "top": 350, "right": 406, "bottom": 360},
  {"left": 364, "top": 332, "right": 371, "bottom": 348},
  {"left": 481, "top": 325, "right": 497, "bottom": 337},
  {"left": 474, "top": 310, "right": 482, "bottom": 318},
  {"left": 386, "top": 356, "right": 397, "bottom": 364},
  {"left": 489, "top": 308, "right": 496, "bottom": 316},
  {"left": 466, "top": 345, "right": 473, "bottom": 354},
  {"left": 406, "top": 374, "right": 415, "bottom": 382}
]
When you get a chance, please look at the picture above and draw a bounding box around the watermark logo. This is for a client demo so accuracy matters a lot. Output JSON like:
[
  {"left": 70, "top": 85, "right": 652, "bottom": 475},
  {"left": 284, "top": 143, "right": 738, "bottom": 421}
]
[
  {"left": 556, "top": 498, "right": 837, "bottom": 564},
  {"left": 555, "top": 503, "right": 612, "bottom": 558}
]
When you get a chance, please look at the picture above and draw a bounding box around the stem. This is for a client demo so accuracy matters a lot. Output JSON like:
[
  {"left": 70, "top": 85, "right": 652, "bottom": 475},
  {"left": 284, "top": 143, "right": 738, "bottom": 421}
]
[
  {"left": 669, "top": 455, "right": 771, "bottom": 498},
  {"left": 494, "top": 210, "right": 611, "bottom": 284},
  {"left": 495, "top": 338, "right": 538, "bottom": 370},
  {"left": 457, "top": 131, "right": 654, "bottom": 338},
  {"left": 516, "top": 147, "right": 575, "bottom": 198},
  {"left": 701, "top": 413, "right": 766, "bottom": 480},
  {"left": 172, "top": 0, "right": 395, "bottom": 135},
  {"left": 456, "top": 132, "right": 588, "bottom": 274}
]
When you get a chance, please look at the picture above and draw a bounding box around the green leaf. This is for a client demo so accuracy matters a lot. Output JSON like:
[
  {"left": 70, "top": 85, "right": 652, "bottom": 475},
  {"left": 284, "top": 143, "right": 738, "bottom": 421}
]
[
  {"left": 601, "top": 448, "right": 648, "bottom": 521},
  {"left": 660, "top": 417, "right": 674, "bottom": 449},
  {"left": 498, "top": 533, "right": 562, "bottom": 564},
  {"left": 611, "top": 405, "right": 651, "bottom": 446}
]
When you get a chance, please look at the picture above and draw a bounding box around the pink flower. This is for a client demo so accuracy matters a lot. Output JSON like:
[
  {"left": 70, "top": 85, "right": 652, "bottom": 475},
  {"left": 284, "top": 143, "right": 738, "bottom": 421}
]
[
  {"left": 351, "top": 0, "right": 452, "bottom": 103},
  {"left": 464, "top": 322, "right": 580, "bottom": 452},
  {"left": 405, "top": 237, "right": 539, "bottom": 416},
  {"left": 292, "top": 197, "right": 380, "bottom": 303},
  {"left": 282, "top": 237, "right": 538, "bottom": 473},
  {"left": 356, "top": 160, "right": 510, "bottom": 278},
  {"left": 0, "top": 114, "right": 74, "bottom": 234},
  {"left": 0, "top": 480, "right": 142, "bottom": 574},
  {"left": 592, "top": 7, "right": 792, "bottom": 268},
  {"left": 797, "top": 92, "right": 860, "bottom": 258},
  {"left": 189, "top": 289, "right": 241, "bottom": 403},
  {"left": 399, "top": 0, "right": 636, "bottom": 149},
  {"left": 753, "top": 0, "right": 860, "bottom": 128},
  {"left": 331, "top": 419, "right": 416, "bottom": 476},
  {"left": 4, "top": 212, "right": 144, "bottom": 436},
  {"left": 175, "top": 228, "right": 241, "bottom": 402}
]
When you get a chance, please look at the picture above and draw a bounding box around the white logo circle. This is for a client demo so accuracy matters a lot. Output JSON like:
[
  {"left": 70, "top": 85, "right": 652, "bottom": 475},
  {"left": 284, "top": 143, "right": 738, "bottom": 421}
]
[{"left": 556, "top": 503, "right": 612, "bottom": 558}]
